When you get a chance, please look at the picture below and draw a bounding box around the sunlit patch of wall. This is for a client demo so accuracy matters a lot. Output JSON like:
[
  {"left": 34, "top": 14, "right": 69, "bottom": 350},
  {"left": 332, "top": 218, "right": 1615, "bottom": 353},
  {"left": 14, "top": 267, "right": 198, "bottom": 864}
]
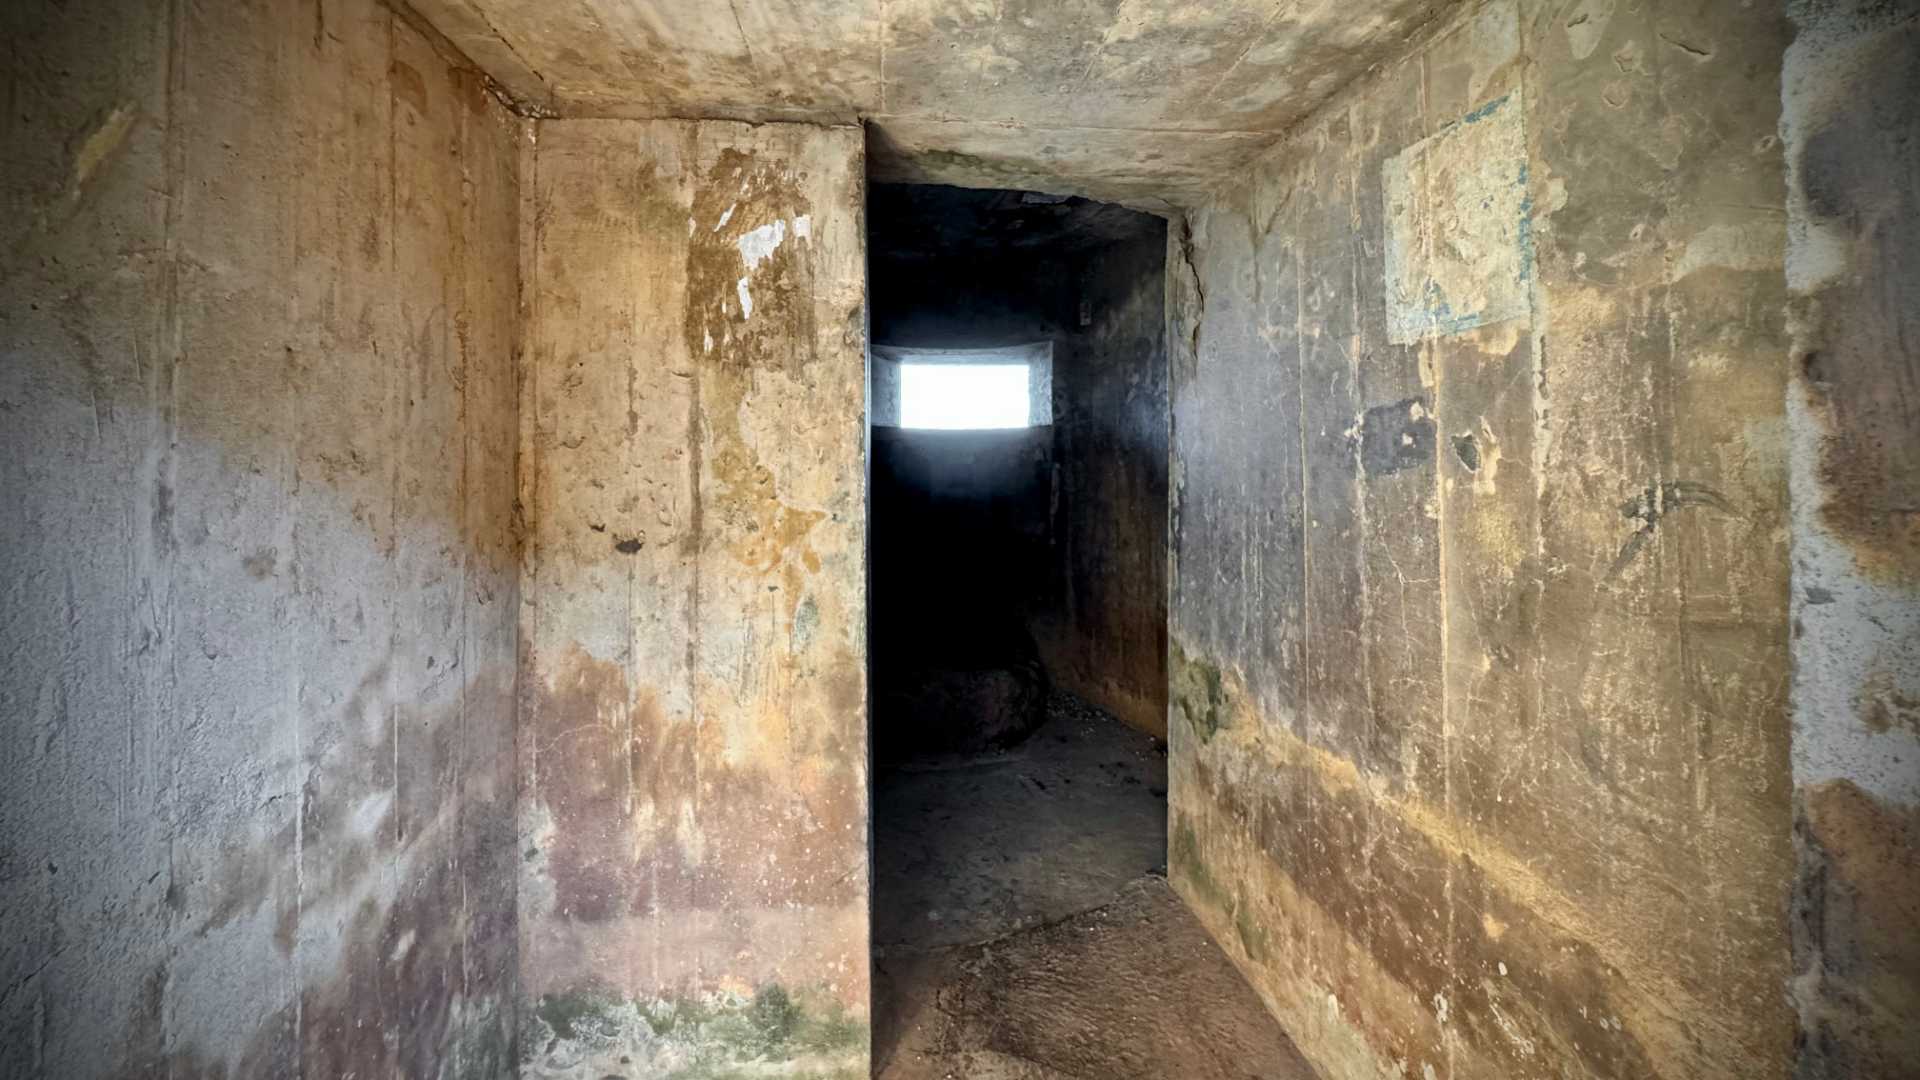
[{"left": 0, "top": 0, "right": 523, "bottom": 1073}]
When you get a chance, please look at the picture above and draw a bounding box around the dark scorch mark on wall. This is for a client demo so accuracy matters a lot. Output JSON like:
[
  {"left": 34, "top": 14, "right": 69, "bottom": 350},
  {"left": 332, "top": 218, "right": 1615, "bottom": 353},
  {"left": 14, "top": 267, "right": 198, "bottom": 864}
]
[
  {"left": 1451, "top": 432, "right": 1481, "bottom": 472},
  {"left": 1607, "top": 480, "right": 1736, "bottom": 578},
  {"left": 1357, "top": 398, "right": 1436, "bottom": 476}
]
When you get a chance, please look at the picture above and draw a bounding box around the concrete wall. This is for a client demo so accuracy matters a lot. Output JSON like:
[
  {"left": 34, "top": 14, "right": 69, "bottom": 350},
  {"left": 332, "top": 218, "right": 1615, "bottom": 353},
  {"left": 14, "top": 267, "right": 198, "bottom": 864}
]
[
  {"left": 1042, "top": 230, "right": 1170, "bottom": 737},
  {"left": 0, "top": 0, "right": 523, "bottom": 1075},
  {"left": 1781, "top": 1, "right": 1920, "bottom": 1076},
  {"left": 1168, "top": 1, "right": 1798, "bottom": 1077},
  {"left": 516, "top": 118, "right": 870, "bottom": 1079}
]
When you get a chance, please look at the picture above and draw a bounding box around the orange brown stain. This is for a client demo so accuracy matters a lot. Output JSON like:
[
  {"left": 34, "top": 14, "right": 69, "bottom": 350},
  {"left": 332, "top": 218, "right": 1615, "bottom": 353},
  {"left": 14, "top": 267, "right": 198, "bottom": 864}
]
[
  {"left": 529, "top": 644, "right": 866, "bottom": 920},
  {"left": 679, "top": 147, "right": 833, "bottom": 581}
]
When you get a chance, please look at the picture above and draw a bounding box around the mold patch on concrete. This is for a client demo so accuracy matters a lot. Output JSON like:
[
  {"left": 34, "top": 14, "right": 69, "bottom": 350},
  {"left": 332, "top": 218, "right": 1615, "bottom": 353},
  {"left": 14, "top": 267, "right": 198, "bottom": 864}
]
[
  {"left": 1171, "top": 639, "right": 1230, "bottom": 744},
  {"left": 522, "top": 983, "right": 867, "bottom": 1080}
]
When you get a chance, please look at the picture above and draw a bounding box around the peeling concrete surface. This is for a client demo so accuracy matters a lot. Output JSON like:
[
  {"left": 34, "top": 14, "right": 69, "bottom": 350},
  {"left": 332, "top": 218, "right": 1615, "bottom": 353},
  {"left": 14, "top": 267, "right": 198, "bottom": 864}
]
[
  {"left": 1382, "top": 92, "right": 1533, "bottom": 344},
  {"left": 404, "top": 0, "right": 1466, "bottom": 205},
  {"left": 517, "top": 118, "right": 869, "bottom": 1078},
  {"left": 1167, "top": 1, "right": 1800, "bottom": 1076},
  {"left": 1781, "top": 1, "right": 1920, "bottom": 1075},
  {"left": 0, "top": 0, "right": 523, "bottom": 1074}
]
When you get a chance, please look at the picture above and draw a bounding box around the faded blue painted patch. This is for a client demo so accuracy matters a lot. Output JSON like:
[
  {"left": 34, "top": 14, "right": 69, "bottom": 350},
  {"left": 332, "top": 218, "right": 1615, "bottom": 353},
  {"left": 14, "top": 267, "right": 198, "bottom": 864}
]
[
  {"left": 1517, "top": 161, "right": 1537, "bottom": 291},
  {"left": 1383, "top": 92, "right": 1535, "bottom": 344},
  {"left": 1459, "top": 92, "right": 1513, "bottom": 126},
  {"left": 1409, "top": 279, "right": 1496, "bottom": 339}
]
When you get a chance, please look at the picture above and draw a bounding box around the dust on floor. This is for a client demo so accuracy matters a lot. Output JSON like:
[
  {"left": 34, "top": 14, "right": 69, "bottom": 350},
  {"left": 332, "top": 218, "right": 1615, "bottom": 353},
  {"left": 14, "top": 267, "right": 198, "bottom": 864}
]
[{"left": 873, "top": 692, "right": 1318, "bottom": 1079}]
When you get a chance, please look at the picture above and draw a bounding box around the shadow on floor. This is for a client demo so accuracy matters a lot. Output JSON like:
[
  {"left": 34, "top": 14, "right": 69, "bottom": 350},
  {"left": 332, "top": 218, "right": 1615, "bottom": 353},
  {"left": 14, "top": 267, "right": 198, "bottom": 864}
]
[{"left": 871, "top": 691, "right": 1319, "bottom": 1079}]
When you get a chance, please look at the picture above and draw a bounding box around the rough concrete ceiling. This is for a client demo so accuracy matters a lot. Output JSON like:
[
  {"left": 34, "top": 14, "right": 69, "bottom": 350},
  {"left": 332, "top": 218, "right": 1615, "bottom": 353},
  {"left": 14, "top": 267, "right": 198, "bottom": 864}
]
[
  {"left": 869, "top": 184, "right": 1162, "bottom": 261},
  {"left": 411, "top": 0, "right": 1460, "bottom": 206}
]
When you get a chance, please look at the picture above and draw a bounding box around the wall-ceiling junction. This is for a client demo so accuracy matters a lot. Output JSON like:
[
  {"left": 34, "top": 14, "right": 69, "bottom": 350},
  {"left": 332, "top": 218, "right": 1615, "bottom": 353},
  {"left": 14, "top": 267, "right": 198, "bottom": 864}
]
[{"left": 407, "top": 0, "right": 1464, "bottom": 205}]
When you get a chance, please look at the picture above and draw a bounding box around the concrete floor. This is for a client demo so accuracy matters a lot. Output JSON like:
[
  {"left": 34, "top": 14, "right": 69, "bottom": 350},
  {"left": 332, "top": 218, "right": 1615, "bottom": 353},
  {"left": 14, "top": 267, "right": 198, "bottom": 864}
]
[{"left": 872, "top": 692, "right": 1318, "bottom": 1079}]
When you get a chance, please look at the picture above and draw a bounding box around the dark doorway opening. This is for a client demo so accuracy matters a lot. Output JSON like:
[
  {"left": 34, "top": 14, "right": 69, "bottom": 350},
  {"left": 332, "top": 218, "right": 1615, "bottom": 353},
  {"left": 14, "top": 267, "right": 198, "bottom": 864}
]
[
  {"left": 862, "top": 181, "right": 1316, "bottom": 1080},
  {"left": 865, "top": 182, "right": 1272, "bottom": 1077},
  {"left": 866, "top": 183, "right": 1172, "bottom": 764}
]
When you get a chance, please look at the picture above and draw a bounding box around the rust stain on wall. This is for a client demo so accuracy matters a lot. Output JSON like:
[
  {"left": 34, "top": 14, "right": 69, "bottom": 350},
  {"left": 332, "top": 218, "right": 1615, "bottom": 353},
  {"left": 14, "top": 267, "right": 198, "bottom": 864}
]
[
  {"left": 1794, "top": 778, "right": 1920, "bottom": 1073},
  {"left": 684, "top": 147, "right": 830, "bottom": 583},
  {"left": 529, "top": 645, "right": 865, "bottom": 920}
]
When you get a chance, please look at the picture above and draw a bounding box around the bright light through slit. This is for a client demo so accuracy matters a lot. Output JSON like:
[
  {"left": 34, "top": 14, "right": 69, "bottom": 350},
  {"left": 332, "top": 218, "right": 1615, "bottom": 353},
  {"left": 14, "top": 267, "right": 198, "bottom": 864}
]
[{"left": 899, "top": 363, "right": 1031, "bottom": 429}]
